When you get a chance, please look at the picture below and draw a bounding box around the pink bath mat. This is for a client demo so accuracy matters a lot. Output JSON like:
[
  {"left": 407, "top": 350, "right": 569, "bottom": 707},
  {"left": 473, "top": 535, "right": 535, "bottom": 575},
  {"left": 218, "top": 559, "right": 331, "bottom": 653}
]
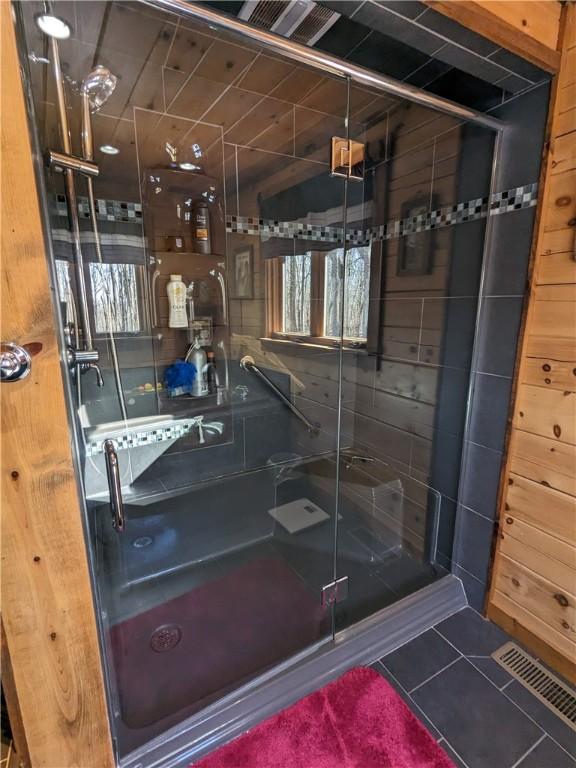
[{"left": 193, "top": 666, "right": 455, "bottom": 768}]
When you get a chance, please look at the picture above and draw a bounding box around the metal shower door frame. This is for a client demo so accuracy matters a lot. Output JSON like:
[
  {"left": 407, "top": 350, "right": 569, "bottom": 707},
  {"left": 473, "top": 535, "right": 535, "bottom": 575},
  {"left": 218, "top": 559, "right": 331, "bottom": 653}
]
[{"left": 12, "top": 1, "right": 508, "bottom": 765}]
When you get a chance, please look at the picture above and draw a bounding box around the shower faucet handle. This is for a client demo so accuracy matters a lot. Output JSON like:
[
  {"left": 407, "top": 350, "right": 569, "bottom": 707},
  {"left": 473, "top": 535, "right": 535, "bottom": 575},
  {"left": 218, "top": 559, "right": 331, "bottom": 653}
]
[
  {"left": 86, "top": 361, "right": 104, "bottom": 387},
  {"left": 66, "top": 346, "right": 104, "bottom": 386}
]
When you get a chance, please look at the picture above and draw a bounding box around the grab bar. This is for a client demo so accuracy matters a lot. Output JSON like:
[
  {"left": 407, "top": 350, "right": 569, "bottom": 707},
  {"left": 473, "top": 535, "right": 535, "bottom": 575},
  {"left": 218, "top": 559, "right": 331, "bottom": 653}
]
[
  {"left": 103, "top": 439, "right": 125, "bottom": 532},
  {"left": 239, "top": 356, "right": 320, "bottom": 435}
]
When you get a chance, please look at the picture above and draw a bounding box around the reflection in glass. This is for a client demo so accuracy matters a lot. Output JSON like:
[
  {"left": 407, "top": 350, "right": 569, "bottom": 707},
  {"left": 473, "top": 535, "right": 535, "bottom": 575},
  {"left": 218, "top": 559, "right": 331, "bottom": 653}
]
[
  {"left": 89, "top": 262, "right": 141, "bottom": 334},
  {"left": 282, "top": 253, "right": 311, "bottom": 335},
  {"left": 324, "top": 247, "right": 370, "bottom": 340}
]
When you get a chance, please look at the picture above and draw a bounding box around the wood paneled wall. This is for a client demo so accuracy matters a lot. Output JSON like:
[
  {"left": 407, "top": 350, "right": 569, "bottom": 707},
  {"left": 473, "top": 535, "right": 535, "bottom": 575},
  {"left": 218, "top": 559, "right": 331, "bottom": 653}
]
[{"left": 487, "top": 4, "right": 576, "bottom": 684}]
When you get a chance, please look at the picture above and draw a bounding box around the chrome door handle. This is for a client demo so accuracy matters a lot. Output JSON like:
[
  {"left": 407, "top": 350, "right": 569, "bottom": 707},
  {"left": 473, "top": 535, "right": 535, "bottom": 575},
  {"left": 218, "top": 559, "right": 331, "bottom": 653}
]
[
  {"left": 1, "top": 342, "right": 32, "bottom": 382},
  {"left": 103, "top": 439, "right": 125, "bottom": 532}
]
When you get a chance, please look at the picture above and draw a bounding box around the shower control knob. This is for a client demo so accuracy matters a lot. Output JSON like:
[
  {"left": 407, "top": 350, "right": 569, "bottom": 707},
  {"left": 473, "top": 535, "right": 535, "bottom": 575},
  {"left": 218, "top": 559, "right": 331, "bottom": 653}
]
[{"left": 1, "top": 342, "right": 32, "bottom": 383}]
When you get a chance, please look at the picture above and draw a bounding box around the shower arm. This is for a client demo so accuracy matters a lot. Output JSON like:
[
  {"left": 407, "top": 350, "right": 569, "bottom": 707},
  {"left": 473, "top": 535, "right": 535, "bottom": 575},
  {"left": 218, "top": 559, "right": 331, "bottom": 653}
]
[{"left": 240, "top": 356, "right": 319, "bottom": 436}]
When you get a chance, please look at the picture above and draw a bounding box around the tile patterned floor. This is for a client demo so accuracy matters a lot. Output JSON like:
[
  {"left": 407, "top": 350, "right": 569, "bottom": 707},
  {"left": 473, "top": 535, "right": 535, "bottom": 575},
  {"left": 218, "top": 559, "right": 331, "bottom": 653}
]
[{"left": 373, "top": 607, "right": 576, "bottom": 768}]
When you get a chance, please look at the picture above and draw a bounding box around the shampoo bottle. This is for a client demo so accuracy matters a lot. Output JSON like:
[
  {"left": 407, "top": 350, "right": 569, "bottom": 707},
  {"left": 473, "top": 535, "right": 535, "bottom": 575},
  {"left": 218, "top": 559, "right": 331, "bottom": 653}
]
[
  {"left": 167, "top": 274, "right": 188, "bottom": 328},
  {"left": 187, "top": 337, "right": 209, "bottom": 396},
  {"left": 192, "top": 200, "right": 211, "bottom": 255}
]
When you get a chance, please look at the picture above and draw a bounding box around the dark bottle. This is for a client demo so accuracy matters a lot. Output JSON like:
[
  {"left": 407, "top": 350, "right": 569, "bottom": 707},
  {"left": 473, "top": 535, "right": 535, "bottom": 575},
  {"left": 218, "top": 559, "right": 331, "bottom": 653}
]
[
  {"left": 206, "top": 350, "right": 217, "bottom": 394},
  {"left": 192, "top": 200, "right": 211, "bottom": 255}
]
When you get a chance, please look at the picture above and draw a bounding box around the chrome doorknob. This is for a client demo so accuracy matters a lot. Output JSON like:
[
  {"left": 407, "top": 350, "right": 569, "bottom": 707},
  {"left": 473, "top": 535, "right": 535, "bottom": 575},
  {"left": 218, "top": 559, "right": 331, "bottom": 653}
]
[{"left": 1, "top": 342, "right": 32, "bottom": 382}]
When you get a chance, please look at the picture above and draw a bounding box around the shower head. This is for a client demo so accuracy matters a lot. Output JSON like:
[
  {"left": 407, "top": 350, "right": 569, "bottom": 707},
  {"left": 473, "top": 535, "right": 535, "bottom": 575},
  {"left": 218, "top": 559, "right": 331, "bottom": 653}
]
[{"left": 81, "top": 65, "right": 117, "bottom": 111}]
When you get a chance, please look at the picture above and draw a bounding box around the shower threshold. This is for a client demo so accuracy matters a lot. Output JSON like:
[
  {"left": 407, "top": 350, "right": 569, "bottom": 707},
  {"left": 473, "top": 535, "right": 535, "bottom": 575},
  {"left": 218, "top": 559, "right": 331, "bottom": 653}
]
[{"left": 119, "top": 574, "right": 467, "bottom": 768}]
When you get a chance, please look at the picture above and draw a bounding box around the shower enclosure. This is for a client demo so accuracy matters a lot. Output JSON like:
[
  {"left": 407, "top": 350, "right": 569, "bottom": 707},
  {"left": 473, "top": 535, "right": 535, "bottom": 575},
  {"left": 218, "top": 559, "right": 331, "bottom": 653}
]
[{"left": 15, "top": 0, "right": 500, "bottom": 762}]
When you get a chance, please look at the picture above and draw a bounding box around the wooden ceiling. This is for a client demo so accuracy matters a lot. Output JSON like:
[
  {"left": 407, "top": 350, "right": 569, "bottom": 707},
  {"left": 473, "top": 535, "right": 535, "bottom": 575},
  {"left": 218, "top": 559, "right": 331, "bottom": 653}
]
[{"left": 21, "top": 1, "right": 457, "bottom": 205}]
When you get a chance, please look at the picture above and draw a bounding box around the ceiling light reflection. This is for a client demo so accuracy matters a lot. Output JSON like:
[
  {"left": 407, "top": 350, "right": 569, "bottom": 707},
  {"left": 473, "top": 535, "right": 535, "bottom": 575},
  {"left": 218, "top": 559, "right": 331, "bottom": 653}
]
[{"left": 35, "top": 13, "right": 71, "bottom": 39}]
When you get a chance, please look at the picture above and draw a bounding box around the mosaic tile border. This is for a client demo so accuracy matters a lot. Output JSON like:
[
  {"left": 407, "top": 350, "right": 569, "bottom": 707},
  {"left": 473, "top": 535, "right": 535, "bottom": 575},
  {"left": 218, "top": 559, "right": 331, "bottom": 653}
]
[
  {"left": 226, "top": 183, "right": 538, "bottom": 244},
  {"left": 55, "top": 194, "right": 143, "bottom": 224},
  {"left": 85, "top": 418, "right": 201, "bottom": 456}
]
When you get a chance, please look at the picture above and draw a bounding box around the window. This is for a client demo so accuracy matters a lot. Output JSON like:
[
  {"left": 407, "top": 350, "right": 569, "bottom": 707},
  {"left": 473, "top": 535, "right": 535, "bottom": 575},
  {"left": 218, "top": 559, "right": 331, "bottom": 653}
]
[
  {"left": 324, "top": 247, "right": 370, "bottom": 341},
  {"left": 89, "top": 262, "right": 141, "bottom": 334},
  {"left": 282, "top": 253, "right": 311, "bottom": 335},
  {"left": 267, "top": 246, "right": 370, "bottom": 346},
  {"left": 55, "top": 259, "right": 142, "bottom": 335}
]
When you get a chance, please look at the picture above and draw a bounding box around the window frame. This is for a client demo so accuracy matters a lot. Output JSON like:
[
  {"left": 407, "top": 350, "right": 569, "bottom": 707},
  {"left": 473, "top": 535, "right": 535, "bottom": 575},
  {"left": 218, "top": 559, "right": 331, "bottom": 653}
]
[{"left": 266, "top": 249, "right": 368, "bottom": 349}]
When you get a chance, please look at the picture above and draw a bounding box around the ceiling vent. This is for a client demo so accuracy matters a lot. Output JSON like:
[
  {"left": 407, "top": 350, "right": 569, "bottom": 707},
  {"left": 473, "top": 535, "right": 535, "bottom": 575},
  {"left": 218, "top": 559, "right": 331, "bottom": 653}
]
[{"left": 239, "top": 0, "right": 340, "bottom": 46}]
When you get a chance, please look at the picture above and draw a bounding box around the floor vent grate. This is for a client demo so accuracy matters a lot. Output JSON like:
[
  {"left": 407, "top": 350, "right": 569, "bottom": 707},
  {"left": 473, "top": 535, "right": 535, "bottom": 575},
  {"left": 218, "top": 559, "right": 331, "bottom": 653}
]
[{"left": 492, "top": 642, "right": 576, "bottom": 732}]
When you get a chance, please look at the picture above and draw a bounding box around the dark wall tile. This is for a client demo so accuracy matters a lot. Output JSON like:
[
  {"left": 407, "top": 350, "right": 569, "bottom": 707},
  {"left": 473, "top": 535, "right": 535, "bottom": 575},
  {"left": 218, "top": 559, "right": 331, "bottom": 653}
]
[
  {"left": 491, "top": 82, "right": 550, "bottom": 190},
  {"left": 475, "top": 296, "right": 524, "bottom": 377},
  {"left": 424, "top": 427, "right": 463, "bottom": 501},
  {"left": 489, "top": 49, "right": 549, "bottom": 85},
  {"left": 418, "top": 8, "right": 499, "bottom": 57},
  {"left": 483, "top": 207, "right": 535, "bottom": 296},
  {"left": 452, "top": 564, "right": 487, "bottom": 611},
  {"left": 426, "top": 69, "right": 504, "bottom": 112},
  {"left": 496, "top": 73, "right": 533, "bottom": 95},
  {"left": 404, "top": 59, "right": 452, "bottom": 88},
  {"left": 316, "top": 16, "right": 371, "bottom": 58},
  {"left": 437, "top": 496, "right": 456, "bottom": 560},
  {"left": 354, "top": 4, "right": 444, "bottom": 56},
  {"left": 455, "top": 124, "right": 496, "bottom": 202},
  {"left": 433, "top": 366, "right": 470, "bottom": 437},
  {"left": 460, "top": 440, "right": 503, "bottom": 520},
  {"left": 454, "top": 504, "right": 495, "bottom": 582},
  {"left": 435, "top": 43, "right": 508, "bottom": 86},
  {"left": 351, "top": 30, "right": 430, "bottom": 80},
  {"left": 148, "top": 425, "right": 245, "bottom": 490},
  {"left": 468, "top": 373, "right": 512, "bottom": 452},
  {"left": 320, "top": 0, "right": 364, "bottom": 17},
  {"left": 435, "top": 298, "right": 479, "bottom": 370},
  {"left": 375, "top": 1, "right": 428, "bottom": 21},
  {"left": 448, "top": 219, "right": 486, "bottom": 300},
  {"left": 243, "top": 406, "right": 292, "bottom": 470}
]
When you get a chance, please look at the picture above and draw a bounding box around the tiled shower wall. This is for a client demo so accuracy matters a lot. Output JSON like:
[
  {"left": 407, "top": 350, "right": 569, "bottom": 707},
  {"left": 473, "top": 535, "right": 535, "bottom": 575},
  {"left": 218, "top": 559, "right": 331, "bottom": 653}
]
[{"left": 453, "top": 83, "right": 550, "bottom": 609}]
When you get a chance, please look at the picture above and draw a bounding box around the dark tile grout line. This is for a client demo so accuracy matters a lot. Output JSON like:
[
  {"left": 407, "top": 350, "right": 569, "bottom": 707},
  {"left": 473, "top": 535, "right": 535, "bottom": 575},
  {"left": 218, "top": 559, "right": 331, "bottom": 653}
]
[
  {"left": 362, "top": 0, "right": 537, "bottom": 87},
  {"left": 433, "top": 622, "right": 576, "bottom": 762},
  {"left": 408, "top": 654, "right": 463, "bottom": 694},
  {"left": 375, "top": 660, "right": 444, "bottom": 741},
  {"left": 387, "top": 626, "right": 550, "bottom": 768},
  {"left": 509, "top": 734, "right": 547, "bottom": 768},
  {"left": 375, "top": 658, "right": 472, "bottom": 768}
]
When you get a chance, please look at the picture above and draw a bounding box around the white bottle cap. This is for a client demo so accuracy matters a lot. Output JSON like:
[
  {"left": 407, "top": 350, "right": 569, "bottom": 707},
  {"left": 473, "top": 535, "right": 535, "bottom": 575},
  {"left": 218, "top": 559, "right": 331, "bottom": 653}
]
[{"left": 170, "top": 274, "right": 182, "bottom": 281}]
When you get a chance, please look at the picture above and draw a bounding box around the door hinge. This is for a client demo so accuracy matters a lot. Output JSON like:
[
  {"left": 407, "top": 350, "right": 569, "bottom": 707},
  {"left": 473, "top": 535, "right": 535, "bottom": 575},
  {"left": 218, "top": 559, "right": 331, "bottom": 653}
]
[
  {"left": 321, "top": 576, "right": 349, "bottom": 607},
  {"left": 330, "top": 137, "right": 365, "bottom": 181}
]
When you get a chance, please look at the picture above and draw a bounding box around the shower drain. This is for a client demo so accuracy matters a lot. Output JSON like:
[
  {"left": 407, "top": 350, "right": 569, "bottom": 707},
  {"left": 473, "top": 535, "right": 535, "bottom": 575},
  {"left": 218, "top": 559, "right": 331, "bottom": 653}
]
[
  {"left": 132, "top": 536, "right": 153, "bottom": 548},
  {"left": 150, "top": 624, "right": 182, "bottom": 653},
  {"left": 492, "top": 642, "right": 576, "bottom": 731}
]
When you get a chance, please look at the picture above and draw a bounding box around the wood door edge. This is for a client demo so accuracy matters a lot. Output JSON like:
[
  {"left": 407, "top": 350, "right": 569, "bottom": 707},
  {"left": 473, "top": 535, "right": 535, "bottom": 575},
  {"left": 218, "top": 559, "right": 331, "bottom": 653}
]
[{"left": 1, "top": 5, "right": 115, "bottom": 766}]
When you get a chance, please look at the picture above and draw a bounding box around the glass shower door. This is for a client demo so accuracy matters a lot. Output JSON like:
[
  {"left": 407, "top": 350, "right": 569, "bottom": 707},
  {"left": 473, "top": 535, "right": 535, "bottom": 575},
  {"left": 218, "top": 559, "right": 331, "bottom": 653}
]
[{"left": 17, "top": 1, "right": 350, "bottom": 757}]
